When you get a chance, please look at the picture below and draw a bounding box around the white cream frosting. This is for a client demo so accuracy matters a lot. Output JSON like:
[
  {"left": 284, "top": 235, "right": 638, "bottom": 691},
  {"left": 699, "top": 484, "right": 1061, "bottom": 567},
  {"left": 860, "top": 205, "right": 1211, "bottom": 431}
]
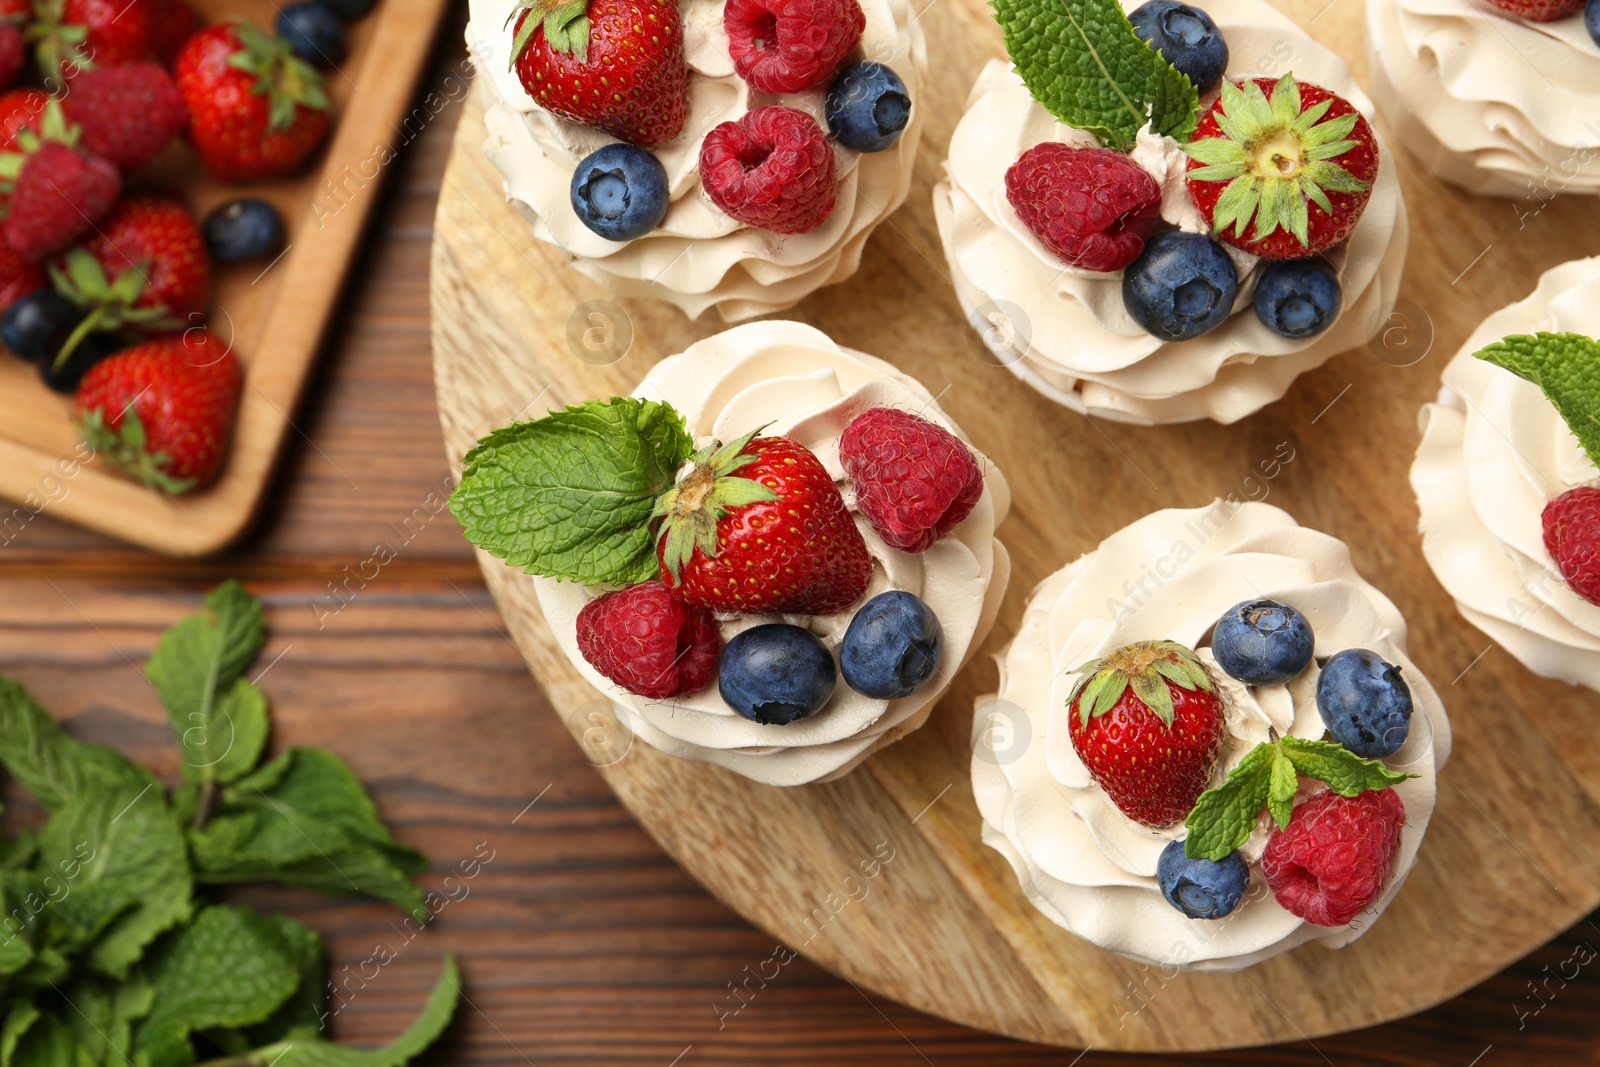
[
  {"left": 465, "top": 0, "right": 926, "bottom": 321},
  {"left": 1412, "top": 257, "right": 1600, "bottom": 689},
  {"left": 971, "top": 503, "right": 1450, "bottom": 970},
  {"left": 531, "top": 321, "right": 1012, "bottom": 785},
  {"left": 932, "top": 0, "right": 1409, "bottom": 425},
  {"left": 1366, "top": 0, "right": 1600, "bottom": 198}
]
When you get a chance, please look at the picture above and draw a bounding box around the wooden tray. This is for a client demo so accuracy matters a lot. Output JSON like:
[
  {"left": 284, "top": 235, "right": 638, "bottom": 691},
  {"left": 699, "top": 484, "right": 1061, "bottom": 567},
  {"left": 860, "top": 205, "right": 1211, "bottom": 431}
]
[
  {"left": 0, "top": 0, "right": 452, "bottom": 555},
  {"left": 431, "top": 0, "right": 1600, "bottom": 1049}
]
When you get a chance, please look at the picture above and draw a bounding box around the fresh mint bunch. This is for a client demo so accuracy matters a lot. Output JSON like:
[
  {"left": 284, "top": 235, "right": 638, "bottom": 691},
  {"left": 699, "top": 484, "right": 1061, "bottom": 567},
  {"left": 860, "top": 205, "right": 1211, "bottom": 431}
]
[{"left": 1475, "top": 332, "right": 1600, "bottom": 469}]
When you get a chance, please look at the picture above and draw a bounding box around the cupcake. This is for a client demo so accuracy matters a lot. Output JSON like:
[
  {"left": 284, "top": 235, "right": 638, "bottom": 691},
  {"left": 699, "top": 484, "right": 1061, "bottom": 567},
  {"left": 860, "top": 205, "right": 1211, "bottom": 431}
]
[
  {"left": 465, "top": 0, "right": 926, "bottom": 321},
  {"left": 972, "top": 503, "right": 1450, "bottom": 970},
  {"left": 1413, "top": 257, "right": 1600, "bottom": 689},
  {"left": 933, "top": 0, "right": 1408, "bottom": 424},
  {"left": 451, "top": 321, "right": 1011, "bottom": 785},
  {"left": 1366, "top": 0, "right": 1600, "bottom": 197}
]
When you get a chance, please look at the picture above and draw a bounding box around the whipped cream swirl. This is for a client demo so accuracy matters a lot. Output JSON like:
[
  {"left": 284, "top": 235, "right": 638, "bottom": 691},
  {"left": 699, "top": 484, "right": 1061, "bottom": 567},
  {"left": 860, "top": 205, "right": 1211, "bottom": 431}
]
[{"left": 972, "top": 503, "right": 1450, "bottom": 970}]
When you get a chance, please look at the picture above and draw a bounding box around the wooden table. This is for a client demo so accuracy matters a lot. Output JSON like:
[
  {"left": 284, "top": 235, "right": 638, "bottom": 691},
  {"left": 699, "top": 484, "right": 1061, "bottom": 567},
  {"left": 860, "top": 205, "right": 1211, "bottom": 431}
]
[{"left": 4, "top": 11, "right": 1600, "bottom": 1063}]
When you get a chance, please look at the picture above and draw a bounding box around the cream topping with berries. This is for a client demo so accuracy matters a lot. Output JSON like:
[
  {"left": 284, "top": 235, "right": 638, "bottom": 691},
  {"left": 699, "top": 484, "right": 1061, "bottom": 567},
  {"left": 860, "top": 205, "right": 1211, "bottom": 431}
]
[
  {"left": 971, "top": 503, "right": 1450, "bottom": 970},
  {"left": 465, "top": 0, "right": 926, "bottom": 322},
  {"left": 1413, "top": 257, "right": 1600, "bottom": 690},
  {"left": 932, "top": 0, "right": 1408, "bottom": 425},
  {"left": 532, "top": 321, "right": 1012, "bottom": 786}
]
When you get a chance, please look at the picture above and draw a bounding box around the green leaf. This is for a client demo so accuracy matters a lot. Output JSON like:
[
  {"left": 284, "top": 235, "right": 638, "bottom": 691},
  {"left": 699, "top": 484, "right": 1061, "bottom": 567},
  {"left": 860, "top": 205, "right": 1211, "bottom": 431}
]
[
  {"left": 993, "top": 0, "right": 1198, "bottom": 151},
  {"left": 1267, "top": 745, "right": 1299, "bottom": 829},
  {"left": 1, "top": 1004, "right": 41, "bottom": 1067},
  {"left": 1279, "top": 736, "right": 1415, "bottom": 796},
  {"left": 6, "top": 1012, "right": 92, "bottom": 1067},
  {"left": 1183, "top": 741, "right": 1274, "bottom": 861},
  {"left": 61, "top": 974, "right": 156, "bottom": 1067},
  {"left": 1474, "top": 332, "right": 1600, "bottom": 469},
  {"left": 0, "top": 679, "right": 147, "bottom": 811},
  {"left": 449, "top": 398, "right": 695, "bottom": 586},
  {"left": 0, "top": 872, "right": 34, "bottom": 976},
  {"left": 244, "top": 915, "right": 328, "bottom": 1048}
]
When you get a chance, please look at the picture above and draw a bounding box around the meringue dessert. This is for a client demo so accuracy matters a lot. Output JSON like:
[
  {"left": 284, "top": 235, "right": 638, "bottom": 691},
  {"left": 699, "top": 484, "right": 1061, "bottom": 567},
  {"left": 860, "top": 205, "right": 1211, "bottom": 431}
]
[
  {"left": 465, "top": 0, "right": 926, "bottom": 321},
  {"left": 451, "top": 321, "right": 1011, "bottom": 785},
  {"left": 972, "top": 503, "right": 1450, "bottom": 970},
  {"left": 934, "top": 0, "right": 1408, "bottom": 424},
  {"left": 1366, "top": 0, "right": 1600, "bottom": 198},
  {"left": 1413, "top": 257, "right": 1600, "bottom": 690}
]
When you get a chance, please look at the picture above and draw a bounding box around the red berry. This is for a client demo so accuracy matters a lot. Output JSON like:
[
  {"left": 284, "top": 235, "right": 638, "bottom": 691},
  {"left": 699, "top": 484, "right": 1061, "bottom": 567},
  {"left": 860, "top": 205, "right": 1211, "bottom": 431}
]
[
  {"left": 723, "top": 0, "right": 864, "bottom": 94},
  {"left": 64, "top": 62, "right": 186, "bottom": 172},
  {"left": 149, "top": 0, "right": 201, "bottom": 65},
  {"left": 575, "top": 580, "right": 720, "bottom": 699},
  {"left": 32, "top": 0, "right": 158, "bottom": 82},
  {"left": 1482, "top": 0, "right": 1582, "bottom": 19},
  {"left": 699, "top": 106, "right": 837, "bottom": 235},
  {"left": 0, "top": 233, "right": 44, "bottom": 311},
  {"left": 0, "top": 23, "right": 22, "bottom": 91},
  {"left": 78, "top": 194, "right": 210, "bottom": 322},
  {"left": 1542, "top": 486, "right": 1600, "bottom": 606},
  {"left": 1005, "top": 144, "right": 1161, "bottom": 273},
  {"left": 1262, "top": 788, "right": 1406, "bottom": 927},
  {"left": 839, "top": 407, "right": 984, "bottom": 553},
  {"left": 0, "top": 88, "right": 48, "bottom": 154},
  {"left": 3, "top": 142, "right": 120, "bottom": 261}
]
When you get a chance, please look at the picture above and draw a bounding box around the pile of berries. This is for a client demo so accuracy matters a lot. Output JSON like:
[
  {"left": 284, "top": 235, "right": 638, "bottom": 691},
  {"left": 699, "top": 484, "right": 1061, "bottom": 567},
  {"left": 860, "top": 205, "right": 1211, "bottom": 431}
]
[{"left": 576, "top": 406, "right": 985, "bottom": 725}]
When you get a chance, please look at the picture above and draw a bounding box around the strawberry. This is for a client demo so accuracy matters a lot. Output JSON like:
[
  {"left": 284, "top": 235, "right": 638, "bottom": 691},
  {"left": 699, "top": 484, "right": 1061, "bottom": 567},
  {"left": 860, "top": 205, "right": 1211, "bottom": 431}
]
[
  {"left": 175, "top": 22, "right": 330, "bottom": 182},
  {"left": 28, "top": 0, "right": 157, "bottom": 84},
  {"left": 62, "top": 61, "right": 186, "bottom": 171},
  {"left": 1067, "top": 640, "right": 1225, "bottom": 828},
  {"left": 2, "top": 140, "right": 120, "bottom": 260},
  {"left": 1184, "top": 74, "right": 1379, "bottom": 260},
  {"left": 509, "top": 0, "right": 688, "bottom": 148},
  {"left": 149, "top": 0, "right": 199, "bottom": 65},
  {"left": 0, "top": 23, "right": 22, "bottom": 90},
  {"left": 0, "top": 232, "right": 43, "bottom": 310},
  {"left": 75, "top": 329, "right": 239, "bottom": 492},
  {"left": 654, "top": 429, "right": 871, "bottom": 616},
  {"left": 0, "top": 88, "right": 46, "bottom": 154}
]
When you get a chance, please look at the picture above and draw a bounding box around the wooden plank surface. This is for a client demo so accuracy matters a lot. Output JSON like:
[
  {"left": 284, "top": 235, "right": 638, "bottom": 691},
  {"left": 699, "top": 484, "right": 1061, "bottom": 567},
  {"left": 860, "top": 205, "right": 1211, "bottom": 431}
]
[{"left": 4, "top": 8, "right": 1600, "bottom": 1063}]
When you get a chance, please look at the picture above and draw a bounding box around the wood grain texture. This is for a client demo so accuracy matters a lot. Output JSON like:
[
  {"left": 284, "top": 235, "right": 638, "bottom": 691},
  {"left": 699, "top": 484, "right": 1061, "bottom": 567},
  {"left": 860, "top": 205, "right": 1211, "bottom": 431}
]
[{"left": 431, "top": 0, "right": 1600, "bottom": 1050}]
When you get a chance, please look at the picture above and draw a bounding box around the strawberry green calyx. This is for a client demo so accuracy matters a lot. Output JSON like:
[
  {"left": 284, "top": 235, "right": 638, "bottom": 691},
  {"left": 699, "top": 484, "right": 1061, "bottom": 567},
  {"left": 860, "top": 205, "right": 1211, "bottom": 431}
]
[
  {"left": 0, "top": 98, "right": 80, "bottom": 192},
  {"left": 78, "top": 406, "right": 197, "bottom": 495},
  {"left": 1474, "top": 332, "right": 1600, "bottom": 469},
  {"left": 1183, "top": 74, "right": 1368, "bottom": 249},
  {"left": 227, "top": 20, "right": 329, "bottom": 133},
  {"left": 26, "top": 0, "right": 92, "bottom": 84},
  {"left": 48, "top": 248, "right": 180, "bottom": 369},
  {"left": 1068, "top": 639, "right": 1215, "bottom": 729},
  {"left": 508, "top": 0, "right": 591, "bottom": 65},
  {"left": 652, "top": 426, "right": 779, "bottom": 582}
]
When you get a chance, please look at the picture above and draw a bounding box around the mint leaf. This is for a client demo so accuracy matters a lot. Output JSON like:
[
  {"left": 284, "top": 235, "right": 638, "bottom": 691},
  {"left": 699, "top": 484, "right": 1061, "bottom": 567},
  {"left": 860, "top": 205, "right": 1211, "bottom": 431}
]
[
  {"left": 993, "top": 0, "right": 1198, "bottom": 150},
  {"left": 1475, "top": 332, "right": 1600, "bottom": 469},
  {"left": 6, "top": 1012, "right": 89, "bottom": 1067},
  {"left": 1183, "top": 740, "right": 1274, "bottom": 860},
  {"left": 1279, "top": 736, "right": 1415, "bottom": 795},
  {"left": 62, "top": 974, "right": 155, "bottom": 1067},
  {"left": 244, "top": 915, "right": 328, "bottom": 1047},
  {"left": 1, "top": 1004, "right": 41, "bottom": 1067},
  {"left": 1266, "top": 744, "right": 1298, "bottom": 830},
  {"left": 450, "top": 398, "right": 695, "bottom": 586},
  {"left": 0, "top": 874, "right": 34, "bottom": 976},
  {"left": 0, "top": 678, "right": 146, "bottom": 810},
  {"left": 147, "top": 580, "right": 269, "bottom": 785}
]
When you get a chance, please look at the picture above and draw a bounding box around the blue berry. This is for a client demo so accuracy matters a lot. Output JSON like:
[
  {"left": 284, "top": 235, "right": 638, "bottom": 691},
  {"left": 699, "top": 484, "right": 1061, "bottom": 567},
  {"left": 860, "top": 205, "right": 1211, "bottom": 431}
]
[
  {"left": 719, "top": 624, "right": 836, "bottom": 725},
  {"left": 1129, "top": 1, "right": 1229, "bottom": 95},
  {"left": 314, "top": 0, "right": 377, "bottom": 20},
  {"left": 570, "top": 144, "right": 670, "bottom": 242},
  {"left": 203, "top": 199, "right": 287, "bottom": 263},
  {"left": 1212, "top": 598, "right": 1314, "bottom": 686},
  {"left": 276, "top": 3, "right": 347, "bottom": 66},
  {"left": 1253, "top": 258, "right": 1343, "bottom": 339},
  {"left": 840, "top": 591, "right": 943, "bottom": 699},
  {"left": 1316, "top": 648, "right": 1413, "bottom": 758},
  {"left": 1588, "top": 0, "right": 1600, "bottom": 47},
  {"left": 40, "top": 332, "right": 122, "bottom": 395},
  {"left": 3, "top": 290, "right": 78, "bottom": 364},
  {"left": 1157, "top": 839, "right": 1249, "bottom": 919},
  {"left": 825, "top": 62, "right": 911, "bottom": 153},
  {"left": 1122, "top": 230, "right": 1238, "bottom": 341}
]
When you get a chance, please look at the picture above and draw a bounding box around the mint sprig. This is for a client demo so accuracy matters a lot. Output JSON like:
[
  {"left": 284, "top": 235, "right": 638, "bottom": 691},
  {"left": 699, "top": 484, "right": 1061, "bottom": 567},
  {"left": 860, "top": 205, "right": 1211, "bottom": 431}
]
[
  {"left": 1475, "top": 332, "right": 1600, "bottom": 470},
  {"left": 993, "top": 0, "right": 1200, "bottom": 151},
  {"left": 450, "top": 397, "right": 695, "bottom": 586},
  {"left": 1183, "top": 735, "right": 1415, "bottom": 860}
]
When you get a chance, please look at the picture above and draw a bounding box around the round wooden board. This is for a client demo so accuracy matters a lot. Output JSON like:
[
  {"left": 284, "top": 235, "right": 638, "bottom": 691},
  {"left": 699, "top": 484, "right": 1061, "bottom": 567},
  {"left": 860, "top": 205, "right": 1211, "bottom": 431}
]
[{"left": 430, "top": 0, "right": 1600, "bottom": 1048}]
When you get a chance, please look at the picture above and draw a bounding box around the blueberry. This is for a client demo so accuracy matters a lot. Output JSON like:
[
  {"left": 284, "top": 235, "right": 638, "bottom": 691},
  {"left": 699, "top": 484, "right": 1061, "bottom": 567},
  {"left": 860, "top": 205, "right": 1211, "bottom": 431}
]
[
  {"left": 276, "top": 2, "right": 347, "bottom": 66},
  {"left": 1253, "top": 258, "right": 1343, "bottom": 339},
  {"left": 1157, "top": 839, "right": 1249, "bottom": 919},
  {"left": 570, "top": 143, "right": 670, "bottom": 242},
  {"left": 1129, "top": 1, "right": 1230, "bottom": 95},
  {"left": 1122, "top": 230, "right": 1238, "bottom": 341},
  {"left": 39, "top": 332, "right": 122, "bottom": 394},
  {"left": 840, "top": 591, "right": 943, "bottom": 699},
  {"left": 314, "top": 0, "right": 377, "bottom": 20},
  {"left": 825, "top": 62, "right": 911, "bottom": 153},
  {"left": 203, "top": 199, "right": 287, "bottom": 263},
  {"left": 1589, "top": 0, "right": 1600, "bottom": 47},
  {"left": 3, "top": 290, "right": 79, "bottom": 364},
  {"left": 1316, "top": 648, "right": 1413, "bottom": 758},
  {"left": 1212, "top": 598, "right": 1314, "bottom": 686},
  {"left": 719, "top": 624, "right": 836, "bottom": 725}
]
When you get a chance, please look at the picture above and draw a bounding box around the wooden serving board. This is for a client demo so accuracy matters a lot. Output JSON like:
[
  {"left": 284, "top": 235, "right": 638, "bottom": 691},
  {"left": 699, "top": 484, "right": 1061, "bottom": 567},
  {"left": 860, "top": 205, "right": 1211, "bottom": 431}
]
[
  {"left": 431, "top": 0, "right": 1600, "bottom": 1049},
  {"left": 0, "top": 0, "right": 452, "bottom": 555}
]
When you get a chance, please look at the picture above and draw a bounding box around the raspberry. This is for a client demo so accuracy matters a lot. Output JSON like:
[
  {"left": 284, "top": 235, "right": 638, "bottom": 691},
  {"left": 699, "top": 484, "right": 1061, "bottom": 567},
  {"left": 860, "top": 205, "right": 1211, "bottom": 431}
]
[
  {"left": 1005, "top": 144, "right": 1161, "bottom": 273},
  {"left": 64, "top": 63, "right": 187, "bottom": 173},
  {"left": 3, "top": 143, "right": 120, "bottom": 261},
  {"left": 839, "top": 407, "right": 984, "bottom": 553},
  {"left": 1262, "top": 788, "right": 1406, "bottom": 927},
  {"left": 724, "top": 0, "right": 864, "bottom": 94},
  {"left": 1542, "top": 486, "right": 1600, "bottom": 606},
  {"left": 699, "top": 106, "right": 837, "bottom": 235},
  {"left": 1482, "top": 0, "right": 1581, "bottom": 19},
  {"left": 575, "top": 581, "right": 721, "bottom": 699}
]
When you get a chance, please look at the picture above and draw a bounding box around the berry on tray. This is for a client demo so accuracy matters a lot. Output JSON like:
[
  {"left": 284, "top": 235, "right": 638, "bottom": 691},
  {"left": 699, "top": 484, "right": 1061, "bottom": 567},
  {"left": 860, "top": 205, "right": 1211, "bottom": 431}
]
[
  {"left": 825, "top": 62, "right": 911, "bottom": 154},
  {"left": 576, "top": 580, "right": 720, "bottom": 699},
  {"left": 1121, "top": 229, "right": 1237, "bottom": 341},
  {"left": 839, "top": 406, "right": 983, "bottom": 553},
  {"left": 70, "top": 194, "right": 211, "bottom": 324},
  {"left": 62, "top": 62, "right": 186, "bottom": 172},
  {"left": 1212, "top": 598, "right": 1314, "bottom": 686},
  {"left": 1483, "top": 0, "right": 1582, "bottom": 20},
  {"left": 1543, "top": 487, "right": 1600, "bottom": 607},
  {"left": 719, "top": 622, "right": 837, "bottom": 724},
  {"left": 2, "top": 288, "right": 76, "bottom": 362},
  {"left": 0, "top": 89, "right": 47, "bottom": 155},
  {"left": 1261, "top": 788, "right": 1405, "bottom": 927},
  {"left": 1157, "top": 839, "right": 1247, "bottom": 919},
  {"left": 699, "top": 106, "right": 838, "bottom": 235},
  {"left": 30, "top": 0, "right": 158, "bottom": 84},
  {"left": 1129, "top": 0, "right": 1228, "bottom": 96},
  {"left": 3, "top": 140, "right": 120, "bottom": 260},
  {"left": 0, "top": 240, "right": 43, "bottom": 312},
  {"left": 570, "top": 143, "right": 670, "bottom": 242},
  {"left": 724, "top": 0, "right": 864, "bottom": 94},
  {"left": 203, "top": 198, "right": 287, "bottom": 262},
  {"left": 1252, "top": 257, "right": 1342, "bottom": 339},
  {"left": 840, "top": 590, "right": 943, "bottom": 699},
  {"left": 276, "top": 1, "right": 347, "bottom": 66},
  {"left": 1005, "top": 144, "right": 1161, "bottom": 273},
  {"left": 1316, "top": 648, "right": 1413, "bottom": 759},
  {"left": 1184, "top": 74, "right": 1377, "bottom": 260},
  {"left": 510, "top": 0, "right": 688, "bottom": 148},
  {"left": 40, "top": 328, "right": 119, "bottom": 391}
]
